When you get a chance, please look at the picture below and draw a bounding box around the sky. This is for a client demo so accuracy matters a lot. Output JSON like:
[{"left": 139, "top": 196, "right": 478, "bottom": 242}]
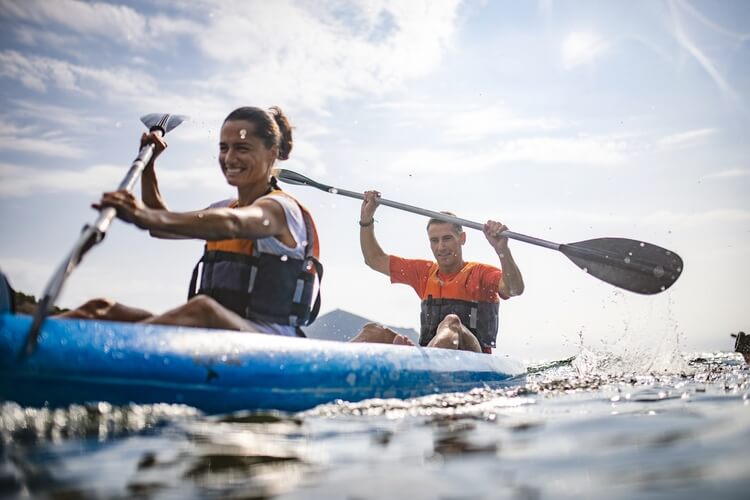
[{"left": 0, "top": 0, "right": 748, "bottom": 361}]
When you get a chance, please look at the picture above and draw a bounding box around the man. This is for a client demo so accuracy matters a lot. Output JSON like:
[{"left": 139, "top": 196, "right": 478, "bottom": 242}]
[{"left": 351, "top": 191, "right": 524, "bottom": 353}]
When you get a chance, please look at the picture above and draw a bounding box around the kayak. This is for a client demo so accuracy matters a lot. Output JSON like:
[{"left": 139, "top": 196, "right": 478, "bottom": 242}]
[{"left": 0, "top": 313, "right": 525, "bottom": 414}]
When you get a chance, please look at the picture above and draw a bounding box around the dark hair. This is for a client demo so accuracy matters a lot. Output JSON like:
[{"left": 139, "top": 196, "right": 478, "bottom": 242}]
[
  {"left": 426, "top": 211, "right": 463, "bottom": 235},
  {"left": 223, "top": 106, "right": 293, "bottom": 160}
]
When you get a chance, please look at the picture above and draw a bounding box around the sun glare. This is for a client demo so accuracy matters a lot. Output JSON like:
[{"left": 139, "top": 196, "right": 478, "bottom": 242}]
[{"left": 562, "top": 31, "right": 607, "bottom": 69}]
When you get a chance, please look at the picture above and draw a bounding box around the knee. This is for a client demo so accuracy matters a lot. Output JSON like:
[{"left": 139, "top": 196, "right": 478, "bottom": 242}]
[
  {"left": 429, "top": 329, "right": 461, "bottom": 349},
  {"left": 84, "top": 297, "right": 115, "bottom": 309},
  {"left": 80, "top": 297, "right": 116, "bottom": 317},
  {"left": 58, "top": 297, "right": 115, "bottom": 319},
  {"left": 438, "top": 314, "right": 462, "bottom": 330},
  {"left": 185, "top": 294, "right": 223, "bottom": 316},
  {"left": 352, "top": 322, "right": 396, "bottom": 343},
  {"left": 360, "top": 322, "right": 385, "bottom": 334}
]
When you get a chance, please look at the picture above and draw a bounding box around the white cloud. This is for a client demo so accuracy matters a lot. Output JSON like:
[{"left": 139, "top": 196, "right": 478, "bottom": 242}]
[
  {"left": 192, "top": 1, "right": 462, "bottom": 111},
  {"left": 2, "top": 1, "right": 463, "bottom": 115},
  {"left": 0, "top": 50, "right": 156, "bottom": 96},
  {"left": 701, "top": 168, "right": 750, "bottom": 180},
  {"left": 370, "top": 100, "right": 568, "bottom": 141},
  {"left": 657, "top": 128, "right": 717, "bottom": 149},
  {"left": 442, "top": 105, "right": 567, "bottom": 142},
  {"left": 388, "top": 135, "right": 629, "bottom": 174},
  {"left": 0, "top": 161, "right": 238, "bottom": 197},
  {"left": 561, "top": 31, "right": 610, "bottom": 69},
  {"left": 667, "top": 0, "right": 736, "bottom": 99},
  {"left": 0, "top": 121, "right": 87, "bottom": 159},
  {"left": 11, "top": 100, "right": 111, "bottom": 131},
  {"left": 559, "top": 208, "right": 750, "bottom": 226},
  {"left": 0, "top": 163, "right": 123, "bottom": 196},
  {"left": 0, "top": 0, "right": 147, "bottom": 44}
]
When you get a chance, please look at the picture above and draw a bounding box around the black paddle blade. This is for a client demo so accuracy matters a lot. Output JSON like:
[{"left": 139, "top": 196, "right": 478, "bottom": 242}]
[
  {"left": 276, "top": 169, "right": 331, "bottom": 190},
  {"left": 560, "top": 238, "right": 683, "bottom": 294}
]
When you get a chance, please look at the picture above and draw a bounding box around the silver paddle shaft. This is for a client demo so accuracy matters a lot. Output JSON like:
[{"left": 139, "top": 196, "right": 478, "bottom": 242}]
[
  {"left": 331, "top": 187, "right": 561, "bottom": 251},
  {"left": 23, "top": 137, "right": 161, "bottom": 356}
]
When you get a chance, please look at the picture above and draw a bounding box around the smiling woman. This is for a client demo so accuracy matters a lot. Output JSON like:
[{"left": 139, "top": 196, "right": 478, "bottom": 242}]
[{"left": 60, "top": 106, "right": 323, "bottom": 338}]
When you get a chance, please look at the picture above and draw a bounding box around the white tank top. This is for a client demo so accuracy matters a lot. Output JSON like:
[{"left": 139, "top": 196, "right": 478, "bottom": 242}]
[{"left": 208, "top": 194, "right": 310, "bottom": 337}]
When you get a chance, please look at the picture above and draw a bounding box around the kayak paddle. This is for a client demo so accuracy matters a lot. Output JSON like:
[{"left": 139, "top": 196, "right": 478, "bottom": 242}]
[
  {"left": 23, "top": 113, "right": 187, "bottom": 356},
  {"left": 275, "top": 169, "right": 683, "bottom": 295}
]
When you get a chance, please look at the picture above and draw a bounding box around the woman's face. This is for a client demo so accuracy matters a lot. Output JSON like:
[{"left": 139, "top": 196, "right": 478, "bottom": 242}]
[{"left": 218, "top": 120, "right": 278, "bottom": 188}]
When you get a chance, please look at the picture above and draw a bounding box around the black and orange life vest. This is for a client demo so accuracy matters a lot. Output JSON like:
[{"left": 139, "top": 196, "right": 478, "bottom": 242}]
[
  {"left": 418, "top": 262, "right": 499, "bottom": 348},
  {"left": 188, "top": 190, "right": 322, "bottom": 331}
]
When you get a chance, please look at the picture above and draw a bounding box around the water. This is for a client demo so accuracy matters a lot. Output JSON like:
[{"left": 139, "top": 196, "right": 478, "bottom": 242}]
[{"left": 1, "top": 350, "right": 748, "bottom": 499}]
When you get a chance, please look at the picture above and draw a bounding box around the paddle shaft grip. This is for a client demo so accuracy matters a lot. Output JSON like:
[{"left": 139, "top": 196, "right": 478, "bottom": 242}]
[
  {"left": 332, "top": 187, "right": 561, "bottom": 251},
  {"left": 91, "top": 141, "right": 157, "bottom": 234}
]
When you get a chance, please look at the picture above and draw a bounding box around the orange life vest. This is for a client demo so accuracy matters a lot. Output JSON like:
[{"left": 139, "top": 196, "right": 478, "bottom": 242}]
[{"left": 419, "top": 262, "right": 500, "bottom": 348}]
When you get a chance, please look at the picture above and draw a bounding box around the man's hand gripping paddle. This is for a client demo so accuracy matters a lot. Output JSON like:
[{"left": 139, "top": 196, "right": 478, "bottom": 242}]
[{"left": 276, "top": 169, "right": 683, "bottom": 296}]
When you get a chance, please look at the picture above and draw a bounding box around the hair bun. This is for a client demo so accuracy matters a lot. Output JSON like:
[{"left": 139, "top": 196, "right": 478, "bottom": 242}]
[{"left": 269, "top": 106, "right": 293, "bottom": 160}]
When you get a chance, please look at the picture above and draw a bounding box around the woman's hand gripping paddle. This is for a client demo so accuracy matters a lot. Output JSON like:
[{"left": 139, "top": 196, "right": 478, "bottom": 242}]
[{"left": 22, "top": 114, "right": 187, "bottom": 357}]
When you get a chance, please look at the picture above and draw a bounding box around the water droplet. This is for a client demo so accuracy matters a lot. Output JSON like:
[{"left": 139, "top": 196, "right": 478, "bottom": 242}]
[
  {"left": 624, "top": 257, "right": 631, "bottom": 264},
  {"left": 639, "top": 242, "right": 645, "bottom": 247},
  {"left": 330, "top": 188, "right": 338, "bottom": 194},
  {"left": 280, "top": 255, "right": 288, "bottom": 261},
  {"left": 197, "top": 213, "right": 204, "bottom": 219},
  {"left": 262, "top": 219, "right": 270, "bottom": 226},
  {"left": 653, "top": 266, "right": 665, "bottom": 278}
]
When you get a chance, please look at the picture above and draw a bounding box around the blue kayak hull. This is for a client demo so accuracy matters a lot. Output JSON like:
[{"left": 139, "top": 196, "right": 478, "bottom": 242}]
[{"left": 0, "top": 313, "right": 525, "bottom": 414}]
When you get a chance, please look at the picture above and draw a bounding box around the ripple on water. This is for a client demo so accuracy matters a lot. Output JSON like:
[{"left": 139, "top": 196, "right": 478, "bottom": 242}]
[{"left": 0, "top": 352, "right": 747, "bottom": 499}]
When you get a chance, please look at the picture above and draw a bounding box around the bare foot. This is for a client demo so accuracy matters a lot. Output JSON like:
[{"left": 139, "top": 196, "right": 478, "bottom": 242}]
[{"left": 392, "top": 334, "right": 416, "bottom": 346}]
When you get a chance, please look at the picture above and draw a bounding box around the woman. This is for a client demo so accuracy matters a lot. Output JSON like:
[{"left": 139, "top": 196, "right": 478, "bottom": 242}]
[{"left": 63, "top": 106, "right": 322, "bottom": 337}]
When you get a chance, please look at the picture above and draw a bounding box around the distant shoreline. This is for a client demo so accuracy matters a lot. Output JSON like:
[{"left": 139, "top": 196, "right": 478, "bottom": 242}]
[{"left": 12, "top": 290, "right": 68, "bottom": 315}]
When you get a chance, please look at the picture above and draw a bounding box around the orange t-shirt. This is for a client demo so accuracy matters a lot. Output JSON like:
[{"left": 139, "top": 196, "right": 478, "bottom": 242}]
[{"left": 389, "top": 256, "right": 506, "bottom": 302}]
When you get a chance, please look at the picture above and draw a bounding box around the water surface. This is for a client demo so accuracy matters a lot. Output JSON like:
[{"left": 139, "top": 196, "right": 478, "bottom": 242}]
[{"left": 1, "top": 350, "right": 748, "bottom": 499}]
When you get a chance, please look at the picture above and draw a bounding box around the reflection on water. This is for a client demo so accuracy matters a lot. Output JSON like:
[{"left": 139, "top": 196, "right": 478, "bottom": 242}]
[{"left": 1, "top": 351, "right": 748, "bottom": 499}]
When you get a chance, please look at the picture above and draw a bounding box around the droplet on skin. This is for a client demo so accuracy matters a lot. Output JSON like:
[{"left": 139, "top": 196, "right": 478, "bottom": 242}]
[
  {"left": 262, "top": 219, "right": 270, "bottom": 227},
  {"left": 197, "top": 213, "right": 204, "bottom": 219},
  {"left": 239, "top": 129, "right": 247, "bottom": 139}
]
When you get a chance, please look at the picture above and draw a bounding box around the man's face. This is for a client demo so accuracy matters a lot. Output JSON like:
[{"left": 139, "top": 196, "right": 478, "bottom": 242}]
[{"left": 427, "top": 222, "right": 465, "bottom": 272}]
